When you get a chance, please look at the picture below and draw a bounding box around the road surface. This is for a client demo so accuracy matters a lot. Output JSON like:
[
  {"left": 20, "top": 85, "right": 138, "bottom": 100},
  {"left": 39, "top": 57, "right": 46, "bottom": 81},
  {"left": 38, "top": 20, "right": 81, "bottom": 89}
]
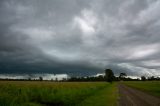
[{"left": 118, "top": 84, "right": 160, "bottom": 106}]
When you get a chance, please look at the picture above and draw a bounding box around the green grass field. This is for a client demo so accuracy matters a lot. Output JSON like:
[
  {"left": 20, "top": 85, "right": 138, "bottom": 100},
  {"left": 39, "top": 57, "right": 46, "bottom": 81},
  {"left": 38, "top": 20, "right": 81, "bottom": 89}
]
[
  {"left": 0, "top": 81, "right": 118, "bottom": 106},
  {"left": 123, "top": 81, "right": 160, "bottom": 97}
]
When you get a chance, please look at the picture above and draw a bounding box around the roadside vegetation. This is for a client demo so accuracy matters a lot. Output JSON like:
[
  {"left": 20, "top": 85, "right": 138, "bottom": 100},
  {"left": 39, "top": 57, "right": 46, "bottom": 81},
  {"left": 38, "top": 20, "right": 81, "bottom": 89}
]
[
  {"left": 123, "top": 81, "right": 160, "bottom": 97},
  {"left": 78, "top": 82, "right": 118, "bottom": 106}
]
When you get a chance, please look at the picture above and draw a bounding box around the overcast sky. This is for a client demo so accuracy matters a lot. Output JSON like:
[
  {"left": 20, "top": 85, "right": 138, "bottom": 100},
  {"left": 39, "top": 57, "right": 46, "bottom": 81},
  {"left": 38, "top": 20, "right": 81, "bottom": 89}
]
[{"left": 0, "top": 0, "right": 160, "bottom": 76}]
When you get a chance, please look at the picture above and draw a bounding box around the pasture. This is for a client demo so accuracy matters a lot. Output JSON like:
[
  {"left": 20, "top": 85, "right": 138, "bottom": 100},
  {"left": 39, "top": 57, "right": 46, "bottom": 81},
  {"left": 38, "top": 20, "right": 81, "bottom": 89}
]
[{"left": 0, "top": 81, "right": 117, "bottom": 106}]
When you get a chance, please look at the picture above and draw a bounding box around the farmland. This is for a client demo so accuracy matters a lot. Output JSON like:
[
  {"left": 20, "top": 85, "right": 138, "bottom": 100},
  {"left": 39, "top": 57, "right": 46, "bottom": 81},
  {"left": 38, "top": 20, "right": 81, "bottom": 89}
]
[
  {"left": 1, "top": 81, "right": 160, "bottom": 106},
  {"left": 0, "top": 81, "right": 117, "bottom": 106},
  {"left": 123, "top": 81, "right": 160, "bottom": 97}
]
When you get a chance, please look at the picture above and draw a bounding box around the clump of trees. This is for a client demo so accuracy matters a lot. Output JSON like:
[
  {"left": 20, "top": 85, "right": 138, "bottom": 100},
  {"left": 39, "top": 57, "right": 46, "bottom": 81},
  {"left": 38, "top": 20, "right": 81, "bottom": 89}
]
[
  {"left": 68, "top": 75, "right": 106, "bottom": 82},
  {"left": 119, "top": 73, "right": 127, "bottom": 80},
  {"left": 105, "top": 69, "right": 114, "bottom": 83},
  {"left": 141, "top": 76, "right": 146, "bottom": 81},
  {"left": 141, "top": 76, "right": 160, "bottom": 81},
  {"left": 39, "top": 76, "right": 43, "bottom": 81}
]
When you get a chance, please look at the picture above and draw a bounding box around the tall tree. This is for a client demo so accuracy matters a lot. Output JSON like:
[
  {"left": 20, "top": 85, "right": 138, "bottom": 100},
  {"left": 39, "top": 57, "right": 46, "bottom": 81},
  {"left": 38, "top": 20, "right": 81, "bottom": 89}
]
[
  {"left": 141, "top": 76, "right": 146, "bottom": 81},
  {"left": 39, "top": 76, "right": 43, "bottom": 81},
  {"left": 105, "top": 69, "right": 114, "bottom": 83},
  {"left": 119, "top": 73, "right": 127, "bottom": 80}
]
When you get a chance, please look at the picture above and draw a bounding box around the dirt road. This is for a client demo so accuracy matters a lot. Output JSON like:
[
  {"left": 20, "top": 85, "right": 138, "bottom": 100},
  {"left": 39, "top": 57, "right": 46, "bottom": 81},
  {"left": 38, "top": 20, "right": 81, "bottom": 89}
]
[{"left": 118, "top": 84, "right": 160, "bottom": 106}]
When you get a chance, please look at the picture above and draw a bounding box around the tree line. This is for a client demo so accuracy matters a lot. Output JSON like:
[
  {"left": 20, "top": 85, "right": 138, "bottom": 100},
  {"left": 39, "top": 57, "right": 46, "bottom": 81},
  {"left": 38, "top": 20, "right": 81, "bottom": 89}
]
[
  {"left": 0, "top": 69, "right": 160, "bottom": 82},
  {"left": 68, "top": 69, "right": 160, "bottom": 82}
]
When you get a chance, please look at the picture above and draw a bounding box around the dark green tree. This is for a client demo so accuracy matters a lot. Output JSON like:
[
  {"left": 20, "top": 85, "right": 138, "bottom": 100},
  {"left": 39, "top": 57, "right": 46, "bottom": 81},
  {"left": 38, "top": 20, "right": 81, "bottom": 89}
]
[
  {"left": 141, "top": 76, "right": 146, "bottom": 81},
  {"left": 119, "top": 73, "right": 127, "bottom": 80},
  {"left": 39, "top": 76, "right": 43, "bottom": 81},
  {"left": 105, "top": 69, "right": 114, "bottom": 83}
]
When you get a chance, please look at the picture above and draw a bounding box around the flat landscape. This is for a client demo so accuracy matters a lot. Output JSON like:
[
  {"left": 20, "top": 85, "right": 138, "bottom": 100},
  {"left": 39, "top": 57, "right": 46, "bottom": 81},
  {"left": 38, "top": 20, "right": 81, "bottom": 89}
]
[
  {"left": 0, "top": 81, "right": 160, "bottom": 106},
  {"left": 0, "top": 81, "right": 117, "bottom": 106},
  {"left": 1, "top": 0, "right": 160, "bottom": 106}
]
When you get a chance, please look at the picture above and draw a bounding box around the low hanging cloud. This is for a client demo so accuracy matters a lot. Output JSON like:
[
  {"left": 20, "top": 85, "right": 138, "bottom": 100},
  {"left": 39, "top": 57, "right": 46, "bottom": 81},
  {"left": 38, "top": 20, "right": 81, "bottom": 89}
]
[
  {"left": 0, "top": 73, "right": 68, "bottom": 80},
  {"left": 0, "top": 0, "right": 160, "bottom": 77}
]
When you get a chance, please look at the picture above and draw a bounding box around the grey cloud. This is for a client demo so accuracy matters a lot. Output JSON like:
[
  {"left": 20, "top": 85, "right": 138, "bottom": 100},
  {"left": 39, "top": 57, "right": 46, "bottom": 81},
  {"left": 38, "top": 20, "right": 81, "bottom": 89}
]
[{"left": 0, "top": 0, "right": 160, "bottom": 76}]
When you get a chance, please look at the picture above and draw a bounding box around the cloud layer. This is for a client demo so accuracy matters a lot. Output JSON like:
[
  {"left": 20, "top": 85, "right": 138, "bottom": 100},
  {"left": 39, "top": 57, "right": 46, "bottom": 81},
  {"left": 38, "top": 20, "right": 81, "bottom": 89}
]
[{"left": 0, "top": 0, "right": 160, "bottom": 76}]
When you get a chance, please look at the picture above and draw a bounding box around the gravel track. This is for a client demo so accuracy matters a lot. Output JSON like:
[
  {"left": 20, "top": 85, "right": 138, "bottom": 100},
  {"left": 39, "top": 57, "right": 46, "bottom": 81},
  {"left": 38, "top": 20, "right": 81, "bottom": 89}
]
[{"left": 118, "top": 84, "right": 160, "bottom": 106}]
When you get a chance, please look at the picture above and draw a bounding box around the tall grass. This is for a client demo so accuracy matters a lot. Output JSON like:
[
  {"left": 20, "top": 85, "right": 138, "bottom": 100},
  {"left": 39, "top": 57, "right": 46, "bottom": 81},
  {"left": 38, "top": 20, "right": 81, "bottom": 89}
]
[
  {"left": 78, "top": 82, "right": 118, "bottom": 106},
  {"left": 0, "top": 81, "right": 117, "bottom": 106}
]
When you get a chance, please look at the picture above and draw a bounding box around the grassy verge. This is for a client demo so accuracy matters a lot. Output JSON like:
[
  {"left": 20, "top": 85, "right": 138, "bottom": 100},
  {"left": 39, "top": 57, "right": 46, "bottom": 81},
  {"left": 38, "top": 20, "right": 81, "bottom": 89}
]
[
  {"left": 78, "top": 82, "right": 118, "bottom": 106},
  {"left": 0, "top": 81, "right": 118, "bottom": 106},
  {"left": 123, "top": 81, "right": 160, "bottom": 97}
]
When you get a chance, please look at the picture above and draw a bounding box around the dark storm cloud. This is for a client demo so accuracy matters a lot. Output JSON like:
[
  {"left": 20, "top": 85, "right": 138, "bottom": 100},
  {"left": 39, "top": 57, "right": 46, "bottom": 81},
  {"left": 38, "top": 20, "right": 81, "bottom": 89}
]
[{"left": 0, "top": 0, "right": 160, "bottom": 76}]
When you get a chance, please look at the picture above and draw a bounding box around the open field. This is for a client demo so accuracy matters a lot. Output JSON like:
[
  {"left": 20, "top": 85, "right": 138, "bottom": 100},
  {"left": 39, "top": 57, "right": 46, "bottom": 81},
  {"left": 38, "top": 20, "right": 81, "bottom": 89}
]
[
  {"left": 123, "top": 81, "right": 160, "bottom": 97},
  {"left": 1, "top": 81, "right": 160, "bottom": 106},
  {"left": 0, "top": 81, "right": 117, "bottom": 106}
]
